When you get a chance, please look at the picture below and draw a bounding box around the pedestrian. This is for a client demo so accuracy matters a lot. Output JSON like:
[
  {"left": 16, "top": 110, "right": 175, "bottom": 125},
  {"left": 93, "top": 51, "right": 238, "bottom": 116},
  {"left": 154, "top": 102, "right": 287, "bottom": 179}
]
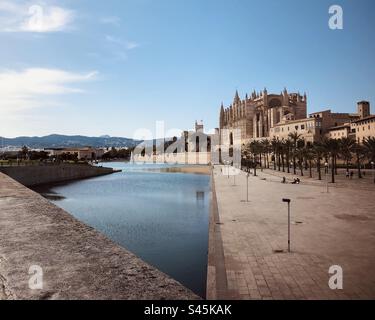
[{"left": 346, "top": 171, "right": 350, "bottom": 179}]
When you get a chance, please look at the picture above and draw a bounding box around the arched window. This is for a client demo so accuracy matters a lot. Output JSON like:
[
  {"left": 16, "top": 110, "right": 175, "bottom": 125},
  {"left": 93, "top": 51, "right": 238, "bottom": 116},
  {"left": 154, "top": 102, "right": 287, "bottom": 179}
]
[{"left": 269, "top": 98, "right": 282, "bottom": 108}]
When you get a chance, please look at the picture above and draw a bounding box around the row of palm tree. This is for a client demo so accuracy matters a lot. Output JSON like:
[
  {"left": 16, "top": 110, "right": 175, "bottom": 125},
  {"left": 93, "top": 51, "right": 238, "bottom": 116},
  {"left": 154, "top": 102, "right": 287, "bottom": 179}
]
[{"left": 242, "top": 133, "right": 375, "bottom": 183}]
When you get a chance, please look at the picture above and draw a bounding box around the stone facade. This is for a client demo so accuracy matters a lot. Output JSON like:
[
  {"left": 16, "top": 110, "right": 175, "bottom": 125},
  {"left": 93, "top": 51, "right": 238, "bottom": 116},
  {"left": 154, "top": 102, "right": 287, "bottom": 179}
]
[
  {"left": 220, "top": 89, "right": 307, "bottom": 145},
  {"left": 270, "top": 117, "right": 323, "bottom": 143},
  {"left": 326, "top": 124, "right": 352, "bottom": 140},
  {"left": 219, "top": 89, "right": 373, "bottom": 145},
  {"left": 351, "top": 115, "right": 375, "bottom": 143}
]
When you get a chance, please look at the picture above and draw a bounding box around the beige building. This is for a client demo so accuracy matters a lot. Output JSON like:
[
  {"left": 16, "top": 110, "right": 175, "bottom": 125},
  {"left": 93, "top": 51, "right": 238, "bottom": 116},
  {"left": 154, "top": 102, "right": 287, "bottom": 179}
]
[
  {"left": 351, "top": 115, "right": 375, "bottom": 143},
  {"left": 46, "top": 147, "right": 104, "bottom": 160},
  {"left": 270, "top": 117, "right": 323, "bottom": 143},
  {"left": 309, "top": 110, "right": 359, "bottom": 132},
  {"left": 326, "top": 124, "right": 352, "bottom": 140}
]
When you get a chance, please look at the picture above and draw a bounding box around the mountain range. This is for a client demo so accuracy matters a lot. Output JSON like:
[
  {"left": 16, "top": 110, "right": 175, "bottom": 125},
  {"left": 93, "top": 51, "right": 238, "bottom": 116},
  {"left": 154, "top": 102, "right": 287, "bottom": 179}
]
[{"left": 0, "top": 134, "right": 141, "bottom": 149}]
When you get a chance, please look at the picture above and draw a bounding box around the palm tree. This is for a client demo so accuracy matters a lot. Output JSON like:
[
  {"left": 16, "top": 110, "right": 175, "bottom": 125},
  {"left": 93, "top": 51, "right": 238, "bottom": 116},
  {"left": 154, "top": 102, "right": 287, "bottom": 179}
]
[
  {"left": 271, "top": 138, "right": 278, "bottom": 171},
  {"left": 363, "top": 137, "right": 375, "bottom": 163},
  {"left": 296, "top": 138, "right": 306, "bottom": 176},
  {"left": 322, "top": 138, "right": 340, "bottom": 183},
  {"left": 288, "top": 132, "right": 302, "bottom": 175},
  {"left": 304, "top": 143, "right": 315, "bottom": 178},
  {"left": 275, "top": 139, "right": 282, "bottom": 171},
  {"left": 339, "top": 137, "right": 355, "bottom": 173},
  {"left": 280, "top": 139, "right": 286, "bottom": 172},
  {"left": 364, "top": 137, "right": 375, "bottom": 183},
  {"left": 260, "top": 139, "right": 271, "bottom": 169},
  {"left": 313, "top": 141, "right": 325, "bottom": 180},
  {"left": 249, "top": 141, "right": 262, "bottom": 176},
  {"left": 352, "top": 142, "right": 366, "bottom": 179},
  {"left": 284, "top": 139, "right": 292, "bottom": 174}
]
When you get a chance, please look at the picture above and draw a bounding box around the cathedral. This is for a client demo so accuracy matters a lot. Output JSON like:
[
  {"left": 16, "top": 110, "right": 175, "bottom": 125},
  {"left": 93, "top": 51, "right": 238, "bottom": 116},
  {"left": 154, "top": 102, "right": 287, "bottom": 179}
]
[{"left": 219, "top": 88, "right": 307, "bottom": 145}]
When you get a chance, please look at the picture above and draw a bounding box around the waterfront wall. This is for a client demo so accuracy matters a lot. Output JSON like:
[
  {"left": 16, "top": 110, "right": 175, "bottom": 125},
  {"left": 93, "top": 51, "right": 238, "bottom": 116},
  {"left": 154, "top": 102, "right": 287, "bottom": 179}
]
[
  {"left": 134, "top": 152, "right": 213, "bottom": 165},
  {"left": 0, "top": 164, "right": 115, "bottom": 187},
  {"left": 0, "top": 172, "right": 198, "bottom": 300}
]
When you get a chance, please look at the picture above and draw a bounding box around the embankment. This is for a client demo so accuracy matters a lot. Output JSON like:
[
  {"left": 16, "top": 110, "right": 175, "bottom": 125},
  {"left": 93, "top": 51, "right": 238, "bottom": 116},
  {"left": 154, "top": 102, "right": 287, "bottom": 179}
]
[
  {"left": 0, "top": 164, "right": 116, "bottom": 187},
  {"left": 0, "top": 172, "right": 198, "bottom": 300}
]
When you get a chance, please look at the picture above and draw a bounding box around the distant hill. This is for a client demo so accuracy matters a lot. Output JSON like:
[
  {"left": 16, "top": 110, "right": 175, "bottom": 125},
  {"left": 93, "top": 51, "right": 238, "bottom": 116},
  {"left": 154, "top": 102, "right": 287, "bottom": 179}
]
[{"left": 0, "top": 134, "right": 141, "bottom": 149}]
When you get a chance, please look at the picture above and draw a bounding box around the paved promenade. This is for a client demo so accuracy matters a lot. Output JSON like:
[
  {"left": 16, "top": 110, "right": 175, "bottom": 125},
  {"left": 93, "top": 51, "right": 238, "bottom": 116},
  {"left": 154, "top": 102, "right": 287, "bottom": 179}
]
[{"left": 207, "top": 166, "right": 375, "bottom": 300}]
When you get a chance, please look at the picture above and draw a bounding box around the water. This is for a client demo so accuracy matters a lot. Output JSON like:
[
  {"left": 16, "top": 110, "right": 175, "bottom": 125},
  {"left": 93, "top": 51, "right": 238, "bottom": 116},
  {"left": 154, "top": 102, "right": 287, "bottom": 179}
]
[{"left": 33, "top": 162, "right": 211, "bottom": 297}]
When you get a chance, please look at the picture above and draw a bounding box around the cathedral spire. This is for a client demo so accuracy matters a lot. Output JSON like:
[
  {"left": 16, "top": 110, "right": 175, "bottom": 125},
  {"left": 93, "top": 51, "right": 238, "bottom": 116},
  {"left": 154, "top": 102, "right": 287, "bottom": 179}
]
[
  {"left": 234, "top": 90, "right": 240, "bottom": 104},
  {"left": 283, "top": 87, "right": 289, "bottom": 106}
]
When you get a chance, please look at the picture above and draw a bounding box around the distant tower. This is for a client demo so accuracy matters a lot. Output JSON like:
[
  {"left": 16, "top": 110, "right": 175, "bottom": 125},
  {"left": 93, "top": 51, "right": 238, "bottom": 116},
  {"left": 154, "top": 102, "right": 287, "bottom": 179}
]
[
  {"left": 195, "top": 120, "right": 204, "bottom": 133},
  {"left": 357, "top": 101, "right": 370, "bottom": 118}
]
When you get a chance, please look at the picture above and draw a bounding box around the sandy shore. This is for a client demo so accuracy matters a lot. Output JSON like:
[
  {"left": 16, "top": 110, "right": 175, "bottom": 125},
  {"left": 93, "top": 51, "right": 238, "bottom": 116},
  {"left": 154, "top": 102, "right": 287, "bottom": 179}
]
[{"left": 157, "top": 165, "right": 211, "bottom": 175}]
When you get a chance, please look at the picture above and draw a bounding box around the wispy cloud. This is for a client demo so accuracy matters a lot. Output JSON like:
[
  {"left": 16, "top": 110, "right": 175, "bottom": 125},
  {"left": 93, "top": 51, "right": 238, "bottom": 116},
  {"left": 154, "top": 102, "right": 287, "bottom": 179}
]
[
  {"left": 100, "top": 16, "right": 121, "bottom": 26},
  {"left": 105, "top": 35, "right": 139, "bottom": 60},
  {"left": 0, "top": 68, "right": 98, "bottom": 112},
  {"left": 0, "top": 1, "right": 74, "bottom": 33}
]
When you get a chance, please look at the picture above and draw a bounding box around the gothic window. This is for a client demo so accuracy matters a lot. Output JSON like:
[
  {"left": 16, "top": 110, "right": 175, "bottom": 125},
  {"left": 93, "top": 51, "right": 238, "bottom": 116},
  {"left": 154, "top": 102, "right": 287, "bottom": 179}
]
[{"left": 269, "top": 98, "right": 282, "bottom": 108}]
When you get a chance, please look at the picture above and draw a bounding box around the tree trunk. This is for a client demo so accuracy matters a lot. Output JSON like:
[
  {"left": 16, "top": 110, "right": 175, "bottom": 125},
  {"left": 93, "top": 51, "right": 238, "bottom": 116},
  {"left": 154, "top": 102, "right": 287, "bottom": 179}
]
[
  {"left": 346, "top": 159, "right": 349, "bottom": 173},
  {"left": 293, "top": 155, "right": 296, "bottom": 174},
  {"left": 309, "top": 160, "right": 312, "bottom": 178},
  {"left": 254, "top": 164, "right": 257, "bottom": 177},
  {"left": 317, "top": 158, "right": 322, "bottom": 180},
  {"left": 331, "top": 156, "right": 335, "bottom": 183},
  {"left": 273, "top": 153, "right": 276, "bottom": 170},
  {"left": 357, "top": 153, "right": 362, "bottom": 179}
]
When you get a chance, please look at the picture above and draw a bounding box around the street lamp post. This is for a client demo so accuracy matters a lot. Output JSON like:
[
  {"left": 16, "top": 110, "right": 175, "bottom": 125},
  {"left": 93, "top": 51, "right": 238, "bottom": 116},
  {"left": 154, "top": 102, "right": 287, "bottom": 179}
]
[
  {"left": 246, "top": 172, "right": 249, "bottom": 202},
  {"left": 225, "top": 161, "right": 229, "bottom": 179},
  {"left": 282, "top": 198, "right": 291, "bottom": 253},
  {"left": 325, "top": 162, "right": 329, "bottom": 193}
]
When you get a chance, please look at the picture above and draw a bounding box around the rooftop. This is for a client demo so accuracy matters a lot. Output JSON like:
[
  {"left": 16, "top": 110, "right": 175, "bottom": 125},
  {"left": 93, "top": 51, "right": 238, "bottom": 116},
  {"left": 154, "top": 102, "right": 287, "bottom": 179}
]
[{"left": 352, "top": 115, "right": 375, "bottom": 123}]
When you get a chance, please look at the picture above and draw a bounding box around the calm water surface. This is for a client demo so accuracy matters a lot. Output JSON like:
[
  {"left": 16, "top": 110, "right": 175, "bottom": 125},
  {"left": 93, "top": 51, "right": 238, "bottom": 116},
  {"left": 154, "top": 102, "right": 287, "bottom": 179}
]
[{"left": 34, "top": 162, "right": 211, "bottom": 297}]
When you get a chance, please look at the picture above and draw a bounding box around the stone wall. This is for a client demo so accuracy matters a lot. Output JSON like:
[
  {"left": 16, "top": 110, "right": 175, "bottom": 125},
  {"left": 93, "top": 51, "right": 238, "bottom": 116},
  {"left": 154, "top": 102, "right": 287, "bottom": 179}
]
[{"left": 0, "top": 164, "right": 115, "bottom": 187}]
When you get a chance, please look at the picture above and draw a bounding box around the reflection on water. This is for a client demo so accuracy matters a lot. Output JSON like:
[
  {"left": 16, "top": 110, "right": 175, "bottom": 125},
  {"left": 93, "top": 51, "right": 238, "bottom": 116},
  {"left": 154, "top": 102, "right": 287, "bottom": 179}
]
[{"left": 33, "top": 162, "right": 211, "bottom": 297}]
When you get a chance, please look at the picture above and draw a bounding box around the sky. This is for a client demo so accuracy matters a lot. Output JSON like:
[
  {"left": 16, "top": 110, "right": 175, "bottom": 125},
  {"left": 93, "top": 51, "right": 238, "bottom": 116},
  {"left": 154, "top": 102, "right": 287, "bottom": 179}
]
[{"left": 0, "top": 0, "right": 375, "bottom": 139}]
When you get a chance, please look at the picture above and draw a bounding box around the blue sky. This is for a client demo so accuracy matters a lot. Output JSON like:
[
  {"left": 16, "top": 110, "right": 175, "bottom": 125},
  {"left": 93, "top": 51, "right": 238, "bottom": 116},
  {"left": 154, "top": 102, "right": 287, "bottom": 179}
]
[{"left": 0, "top": 0, "right": 375, "bottom": 138}]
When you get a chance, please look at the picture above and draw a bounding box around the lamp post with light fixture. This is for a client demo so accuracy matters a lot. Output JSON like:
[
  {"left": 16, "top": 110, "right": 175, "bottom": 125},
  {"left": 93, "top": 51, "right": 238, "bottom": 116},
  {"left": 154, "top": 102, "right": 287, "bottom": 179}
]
[{"left": 282, "top": 198, "right": 292, "bottom": 253}]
